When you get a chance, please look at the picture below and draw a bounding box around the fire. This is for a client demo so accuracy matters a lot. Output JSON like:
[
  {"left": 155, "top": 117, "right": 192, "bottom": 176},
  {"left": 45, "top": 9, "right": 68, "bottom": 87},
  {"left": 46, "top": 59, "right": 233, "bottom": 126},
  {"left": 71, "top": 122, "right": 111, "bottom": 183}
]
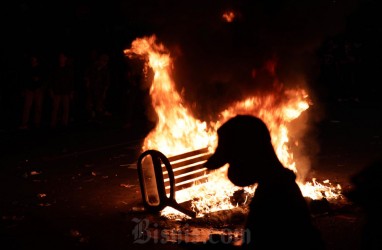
[
  {"left": 124, "top": 36, "right": 213, "bottom": 155},
  {"left": 124, "top": 35, "right": 342, "bottom": 219}
]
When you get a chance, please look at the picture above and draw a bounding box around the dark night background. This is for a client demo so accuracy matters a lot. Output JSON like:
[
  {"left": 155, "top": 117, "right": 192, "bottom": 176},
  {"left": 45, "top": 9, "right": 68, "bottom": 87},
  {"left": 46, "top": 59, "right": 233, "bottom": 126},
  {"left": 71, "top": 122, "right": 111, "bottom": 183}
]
[
  {"left": 1, "top": 0, "right": 382, "bottom": 122},
  {"left": 1, "top": 1, "right": 382, "bottom": 250}
]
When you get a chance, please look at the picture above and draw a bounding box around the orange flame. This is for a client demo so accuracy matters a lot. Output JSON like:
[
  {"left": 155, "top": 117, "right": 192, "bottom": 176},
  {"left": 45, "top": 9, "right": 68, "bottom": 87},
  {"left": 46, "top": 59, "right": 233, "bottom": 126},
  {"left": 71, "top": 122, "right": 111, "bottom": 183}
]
[
  {"left": 124, "top": 35, "right": 342, "bottom": 219},
  {"left": 125, "top": 36, "right": 214, "bottom": 156}
]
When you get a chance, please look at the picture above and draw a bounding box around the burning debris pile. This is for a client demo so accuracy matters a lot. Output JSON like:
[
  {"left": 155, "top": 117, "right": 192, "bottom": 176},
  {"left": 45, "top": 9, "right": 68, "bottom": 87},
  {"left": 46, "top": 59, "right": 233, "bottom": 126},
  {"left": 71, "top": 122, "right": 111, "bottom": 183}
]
[
  {"left": 131, "top": 186, "right": 337, "bottom": 245},
  {"left": 125, "top": 35, "right": 343, "bottom": 221}
]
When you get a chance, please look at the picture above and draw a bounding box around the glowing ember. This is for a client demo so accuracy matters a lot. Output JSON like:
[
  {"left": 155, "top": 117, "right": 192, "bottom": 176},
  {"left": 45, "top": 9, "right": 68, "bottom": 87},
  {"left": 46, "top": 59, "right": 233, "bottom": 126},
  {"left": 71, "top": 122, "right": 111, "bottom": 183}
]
[
  {"left": 124, "top": 35, "right": 342, "bottom": 219},
  {"left": 222, "top": 11, "right": 236, "bottom": 22}
]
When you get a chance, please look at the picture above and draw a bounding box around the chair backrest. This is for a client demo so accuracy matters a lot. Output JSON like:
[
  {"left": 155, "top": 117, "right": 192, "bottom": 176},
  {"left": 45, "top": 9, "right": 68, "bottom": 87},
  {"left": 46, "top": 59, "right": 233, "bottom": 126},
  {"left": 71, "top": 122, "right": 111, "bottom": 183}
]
[
  {"left": 164, "top": 147, "right": 211, "bottom": 194},
  {"left": 136, "top": 147, "right": 211, "bottom": 218}
]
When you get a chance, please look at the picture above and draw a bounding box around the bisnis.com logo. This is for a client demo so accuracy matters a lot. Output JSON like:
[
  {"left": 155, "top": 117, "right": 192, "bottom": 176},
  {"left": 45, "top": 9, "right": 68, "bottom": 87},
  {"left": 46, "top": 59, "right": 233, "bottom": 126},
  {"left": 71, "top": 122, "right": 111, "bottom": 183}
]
[{"left": 131, "top": 218, "right": 250, "bottom": 245}]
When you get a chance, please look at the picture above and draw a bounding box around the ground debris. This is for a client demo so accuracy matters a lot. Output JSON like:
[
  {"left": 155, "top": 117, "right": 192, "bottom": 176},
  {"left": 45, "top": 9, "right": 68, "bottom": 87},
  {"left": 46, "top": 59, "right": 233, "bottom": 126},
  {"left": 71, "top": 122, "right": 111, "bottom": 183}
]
[
  {"left": 120, "top": 183, "right": 135, "bottom": 188},
  {"left": 69, "top": 229, "right": 89, "bottom": 244},
  {"left": 30, "top": 171, "right": 42, "bottom": 176},
  {"left": 38, "top": 202, "right": 52, "bottom": 207},
  {"left": 37, "top": 193, "right": 47, "bottom": 198},
  {"left": 2, "top": 215, "right": 25, "bottom": 222},
  {"left": 187, "top": 207, "right": 247, "bottom": 228}
]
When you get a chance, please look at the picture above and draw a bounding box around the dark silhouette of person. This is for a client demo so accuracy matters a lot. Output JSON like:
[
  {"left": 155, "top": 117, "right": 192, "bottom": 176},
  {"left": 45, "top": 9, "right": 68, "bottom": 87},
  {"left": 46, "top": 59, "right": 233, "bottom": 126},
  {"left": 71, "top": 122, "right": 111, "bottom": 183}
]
[
  {"left": 48, "top": 52, "right": 75, "bottom": 129},
  {"left": 337, "top": 39, "right": 357, "bottom": 102},
  {"left": 84, "top": 52, "right": 111, "bottom": 120},
  {"left": 250, "top": 54, "right": 283, "bottom": 96},
  {"left": 317, "top": 38, "right": 340, "bottom": 102},
  {"left": 204, "top": 115, "right": 325, "bottom": 250},
  {"left": 345, "top": 158, "right": 382, "bottom": 250},
  {"left": 19, "top": 54, "right": 46, "bottom": 129}
]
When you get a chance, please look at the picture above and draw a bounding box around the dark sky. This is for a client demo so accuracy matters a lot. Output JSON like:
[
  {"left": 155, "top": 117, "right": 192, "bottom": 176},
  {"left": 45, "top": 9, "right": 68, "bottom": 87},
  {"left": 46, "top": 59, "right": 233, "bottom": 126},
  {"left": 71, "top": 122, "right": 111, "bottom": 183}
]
[
  {"left": 1, "top": 0, "right": 363, "bottom": 53},
  {"left": 2, "top": 0, "right": 380, "bottom": 107}
]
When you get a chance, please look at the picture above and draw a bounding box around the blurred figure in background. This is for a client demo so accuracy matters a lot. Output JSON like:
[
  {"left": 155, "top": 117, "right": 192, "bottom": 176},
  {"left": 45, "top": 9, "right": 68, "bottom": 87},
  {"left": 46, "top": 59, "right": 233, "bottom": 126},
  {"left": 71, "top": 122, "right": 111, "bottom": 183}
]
[
  {"left": 251, "top": 53, "right": 283, "bottom": 95},
  {"left": 19, "top": 54, "right": 46, "bottom": 130},
  {"left": 84, "top": 52, "right": 111, "bottom": 120},
  {"left": 122, "top": 55, "right": 145, "bottom": 128},
  {"left": 48, "top": 51, "right": 75, "bottom": 129}
]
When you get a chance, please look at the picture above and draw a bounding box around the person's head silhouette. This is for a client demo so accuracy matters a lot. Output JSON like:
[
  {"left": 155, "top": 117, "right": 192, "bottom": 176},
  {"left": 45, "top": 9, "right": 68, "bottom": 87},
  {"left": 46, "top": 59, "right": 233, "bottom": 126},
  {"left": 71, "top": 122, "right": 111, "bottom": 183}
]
[{"left": 205, "top": 115, "right": 283, "bottom": 186}]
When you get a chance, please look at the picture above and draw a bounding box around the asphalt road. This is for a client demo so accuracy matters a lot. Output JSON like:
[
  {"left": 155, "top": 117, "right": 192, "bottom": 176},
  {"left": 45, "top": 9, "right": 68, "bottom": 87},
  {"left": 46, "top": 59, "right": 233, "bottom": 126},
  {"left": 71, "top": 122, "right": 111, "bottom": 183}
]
[{"left": 1, "top": 100, "right": 382, "bottom": 250}]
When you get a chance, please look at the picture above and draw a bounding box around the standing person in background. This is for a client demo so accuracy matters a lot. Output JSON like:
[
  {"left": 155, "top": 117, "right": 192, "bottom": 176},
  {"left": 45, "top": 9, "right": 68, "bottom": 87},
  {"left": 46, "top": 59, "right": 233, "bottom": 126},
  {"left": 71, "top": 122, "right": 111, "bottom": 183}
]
[
  {"left": 337, "top": 39, "right": 357, "bottom": 102},
  {"left": 122, "top": 55, "right": 144, "bottom": 128},
  {"left": 48, "top": 51, "right": 75, "bottom": 129},
  {"left": 250, "top": 53, "right": 283, "bottom": 97},
  {"left": 84, "top": 52, "right": 111, "bottom": 120},
  {"left": 19, "top": 53, "right": 46, "bottom": 130}
]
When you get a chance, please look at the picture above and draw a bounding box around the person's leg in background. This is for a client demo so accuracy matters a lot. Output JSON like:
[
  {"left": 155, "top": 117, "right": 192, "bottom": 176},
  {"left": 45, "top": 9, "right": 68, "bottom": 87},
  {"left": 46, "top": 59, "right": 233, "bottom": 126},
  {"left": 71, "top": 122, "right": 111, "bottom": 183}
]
[
  {"left": 50, "top": 94, "right": 61, "bottom": 129},
  {"left": 61, "top": 94, "right": 70, "bottom": 127},
  {"left": 33, "top": 89, "right": 44, "bottom": 128},
  {"left": 20, "top": 90, "right": 34, "bottom": 129}
]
